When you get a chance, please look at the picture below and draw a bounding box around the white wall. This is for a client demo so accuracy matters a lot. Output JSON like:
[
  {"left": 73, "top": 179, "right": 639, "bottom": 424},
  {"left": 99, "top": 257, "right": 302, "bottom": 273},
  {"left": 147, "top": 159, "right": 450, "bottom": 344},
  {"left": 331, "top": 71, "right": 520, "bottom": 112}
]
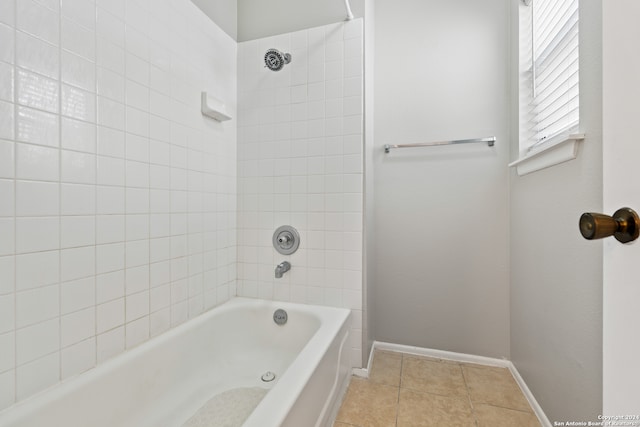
[
  {"left": 191, "top": 0, "right": 238, "bottom": 40},
  {"left": 0, "top": 0, "right": 237, "bottom": 410},
  {"left": 362, "top": 0, "right": 375, "bottom": 366},
  {"left": 236, "top": 20, "right": 365, "bottom": 367},
  {"left": 371, "top": 0, "right": 511, "bottom": 358},
  {"left": 509, "top": 0, "right": 603, "bottom": 422},
  {"left": 237, "top": 0, "right": 365, "bottom": 42}
]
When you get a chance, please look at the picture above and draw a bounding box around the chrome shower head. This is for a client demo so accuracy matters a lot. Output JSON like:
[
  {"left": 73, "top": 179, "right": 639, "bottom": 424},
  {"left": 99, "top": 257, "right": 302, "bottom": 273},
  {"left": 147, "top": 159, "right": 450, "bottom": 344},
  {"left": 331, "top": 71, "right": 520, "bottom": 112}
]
[{"left": 264, "top": 49, "right": 291, "bottom": 72}]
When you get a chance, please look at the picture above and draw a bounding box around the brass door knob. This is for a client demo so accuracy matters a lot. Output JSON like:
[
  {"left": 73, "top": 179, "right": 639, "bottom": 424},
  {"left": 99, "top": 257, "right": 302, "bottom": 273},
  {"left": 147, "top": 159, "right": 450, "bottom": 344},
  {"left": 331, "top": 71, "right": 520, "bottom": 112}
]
[{"left": 579, "top": 207, "right": 640, "bottom": 243}]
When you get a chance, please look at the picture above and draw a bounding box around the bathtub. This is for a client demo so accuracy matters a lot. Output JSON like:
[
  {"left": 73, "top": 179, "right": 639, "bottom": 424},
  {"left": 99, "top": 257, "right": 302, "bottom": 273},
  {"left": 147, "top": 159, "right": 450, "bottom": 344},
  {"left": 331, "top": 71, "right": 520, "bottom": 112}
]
[{"left": 0, "top": 298, "right": 352, "bottom": 427}]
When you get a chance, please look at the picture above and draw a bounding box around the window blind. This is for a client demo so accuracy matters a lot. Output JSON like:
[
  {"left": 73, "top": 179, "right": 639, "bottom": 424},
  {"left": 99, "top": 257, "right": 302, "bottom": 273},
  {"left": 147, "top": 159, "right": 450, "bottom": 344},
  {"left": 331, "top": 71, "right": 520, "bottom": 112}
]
[{"left": 528, "top": 0, "right": 579, "bottom": 149}]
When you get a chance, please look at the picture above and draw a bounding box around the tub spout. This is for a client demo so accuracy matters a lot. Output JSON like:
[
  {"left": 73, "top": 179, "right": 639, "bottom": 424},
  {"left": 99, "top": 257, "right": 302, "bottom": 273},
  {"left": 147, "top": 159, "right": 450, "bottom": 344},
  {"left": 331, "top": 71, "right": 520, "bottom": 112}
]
[{"left": 275, "top": 261, "right": 291, "bottom": 278}]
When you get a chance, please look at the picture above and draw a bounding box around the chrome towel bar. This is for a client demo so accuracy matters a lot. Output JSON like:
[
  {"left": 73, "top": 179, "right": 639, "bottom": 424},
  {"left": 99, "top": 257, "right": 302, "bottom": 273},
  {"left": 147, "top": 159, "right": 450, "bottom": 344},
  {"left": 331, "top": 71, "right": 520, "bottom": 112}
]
[{"left": 384, "top": 136, "right": 496, "bottom": 153}]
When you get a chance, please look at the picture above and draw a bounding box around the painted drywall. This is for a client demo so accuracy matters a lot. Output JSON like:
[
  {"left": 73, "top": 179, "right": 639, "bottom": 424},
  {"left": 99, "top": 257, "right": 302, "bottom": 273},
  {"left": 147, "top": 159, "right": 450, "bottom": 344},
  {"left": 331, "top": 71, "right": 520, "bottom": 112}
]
[
  {"left": 236, "top": 20, "right": 365, "bottom": 367},
  {"left": 363, "top": 0, "right": 375, "bottom": 366},
  {"left": 191, "top": 0, "right": 238, "bottom": 40},
  {"left": 0, "top": 0, "right": 237, "bottom": 410},
  {"left": 509, "top": 0, "right": 603, "bottom": 423},
  {"left": 372, "top": 0, "right": 510, "bottom": 358},
  {"left": 237, "top": 0, "right": 364, "bottom": 42}
]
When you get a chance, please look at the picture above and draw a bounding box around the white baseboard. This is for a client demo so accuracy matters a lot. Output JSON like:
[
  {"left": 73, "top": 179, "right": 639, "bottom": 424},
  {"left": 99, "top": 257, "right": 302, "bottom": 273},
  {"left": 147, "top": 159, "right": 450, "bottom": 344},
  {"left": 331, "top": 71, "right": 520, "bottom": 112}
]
[
  {"left": 370, "top": 341, "right": 552, "bottom": 427},
  {"left": 351, "top": 342, "right": 376, "bottom": 378},
  {"left": 507, "top": 363, "right": 552, "bottom": 427}
]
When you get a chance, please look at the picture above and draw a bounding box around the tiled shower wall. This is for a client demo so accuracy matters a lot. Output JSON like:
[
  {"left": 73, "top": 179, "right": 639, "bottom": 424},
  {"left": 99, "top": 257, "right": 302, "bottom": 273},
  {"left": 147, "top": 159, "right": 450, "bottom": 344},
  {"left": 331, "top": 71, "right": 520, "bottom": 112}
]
[
  {"left": 0, "top": 0, "right": 237, "bottom": 409},
  {"left": 237, "top": 20, "right": 364, "bottom": 367}
]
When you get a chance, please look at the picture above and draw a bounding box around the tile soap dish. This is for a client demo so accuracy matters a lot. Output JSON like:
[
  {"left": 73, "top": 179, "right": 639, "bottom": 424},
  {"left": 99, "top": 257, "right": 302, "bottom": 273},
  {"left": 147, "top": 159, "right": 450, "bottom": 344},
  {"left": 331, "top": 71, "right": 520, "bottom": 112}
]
[{"left": 201, "top": 92, "right": 232, "bottom": 122}]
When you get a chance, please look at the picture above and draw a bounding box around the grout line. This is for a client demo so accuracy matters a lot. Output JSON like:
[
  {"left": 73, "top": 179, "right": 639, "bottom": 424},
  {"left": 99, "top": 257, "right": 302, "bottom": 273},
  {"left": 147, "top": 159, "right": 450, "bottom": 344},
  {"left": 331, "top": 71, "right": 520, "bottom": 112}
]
[
  {"left": 12, "top": 0, "right": 18, "bottom": 406},
  {"left": 93, "top": 0, "right": 99, "bottom": 371},
  {"left": 460, "top": 364, "right": 479, "bottom": 427},
  {"left": 57, "top": 0, "right": 63, "bottom": 384},
  {"left": 394, "top": 353, "right": 403, "bottom": 426}
]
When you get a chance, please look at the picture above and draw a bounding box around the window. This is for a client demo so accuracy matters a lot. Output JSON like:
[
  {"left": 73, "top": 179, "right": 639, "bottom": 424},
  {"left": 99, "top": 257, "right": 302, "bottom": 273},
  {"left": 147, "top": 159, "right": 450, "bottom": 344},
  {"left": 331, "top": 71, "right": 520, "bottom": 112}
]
[{"left": 519, "top": 0, "right": 580, "bottom": 154}]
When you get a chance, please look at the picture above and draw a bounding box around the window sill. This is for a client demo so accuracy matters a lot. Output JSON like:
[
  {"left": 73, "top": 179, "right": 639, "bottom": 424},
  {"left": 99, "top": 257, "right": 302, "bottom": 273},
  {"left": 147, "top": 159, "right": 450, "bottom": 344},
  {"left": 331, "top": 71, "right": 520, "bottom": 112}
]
[{"left": 508, "top": 134, "right": 585, "bottom": 176}]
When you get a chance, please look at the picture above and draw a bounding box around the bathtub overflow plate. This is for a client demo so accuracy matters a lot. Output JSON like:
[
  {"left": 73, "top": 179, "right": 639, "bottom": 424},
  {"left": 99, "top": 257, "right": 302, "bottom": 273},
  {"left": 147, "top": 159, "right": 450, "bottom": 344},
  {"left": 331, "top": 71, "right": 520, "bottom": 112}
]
[
  {"left": 273, "top": 309, "right": 288, "bottom": 325},
  {"left": 261, "top": 371, "right": 276, "bottom": 382}
]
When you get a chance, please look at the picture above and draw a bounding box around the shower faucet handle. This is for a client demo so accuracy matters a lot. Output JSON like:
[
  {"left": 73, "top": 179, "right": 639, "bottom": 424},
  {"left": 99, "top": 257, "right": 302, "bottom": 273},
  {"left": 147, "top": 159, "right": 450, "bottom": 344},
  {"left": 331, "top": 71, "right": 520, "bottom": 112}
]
[{"left": 579, "top": 207, "right": 640, "bottom": 243}]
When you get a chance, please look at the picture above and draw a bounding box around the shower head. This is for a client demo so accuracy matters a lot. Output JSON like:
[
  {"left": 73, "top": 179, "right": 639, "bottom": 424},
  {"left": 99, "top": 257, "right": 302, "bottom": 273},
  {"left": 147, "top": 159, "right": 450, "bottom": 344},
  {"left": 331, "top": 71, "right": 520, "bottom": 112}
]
[{"left": 264, "top": 49, "right": 291, "bottom": 72}]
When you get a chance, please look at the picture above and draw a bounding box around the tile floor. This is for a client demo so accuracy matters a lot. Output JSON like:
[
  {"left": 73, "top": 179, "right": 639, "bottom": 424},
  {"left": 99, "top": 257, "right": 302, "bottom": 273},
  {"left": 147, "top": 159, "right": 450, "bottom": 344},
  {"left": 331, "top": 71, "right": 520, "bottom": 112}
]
[{"left": 334, "top": 350, "right": 541, "bottom": 427}]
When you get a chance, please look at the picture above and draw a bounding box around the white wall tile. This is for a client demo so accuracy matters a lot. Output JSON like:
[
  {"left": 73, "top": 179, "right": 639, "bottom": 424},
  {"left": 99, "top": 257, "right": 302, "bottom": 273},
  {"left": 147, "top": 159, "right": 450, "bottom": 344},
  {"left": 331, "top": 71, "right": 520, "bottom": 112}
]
[
  {"left": 96, "top": 8, "right": 124, "bottom": 47},
  {"left": 61, "top": 150, "right": 96, "bottom": 184},
  {"left": 96, "top": 269, "right": 125, "bottom": 304},
  {"left": 16, "top": 106, "right": 59, "bottom": 147},
  {"left": 96, "top": 186, "right": 125, "bottom": 215},
  {"left": 61, "top": 85, "right": 96, "bottom": 122},
  {"left": 96, "top": 298, "right": 124, "bottom": 333},
  {"left": 0, "top": 218, "right": 14, "bottom": 256},
  {"left": 61, "top": 246, "right": 95, "bottom": 282},
  {"left": 60, "top": 216, "right": 93, "bottom": 249},
  {"left": 96, "top": 243, "right": 124, "bottom": 275},
  {"left": 61, "top": 337, "right": 95, "bottom": 380},
  {"left": 16, "top": 284, "right": 58, "bottom": 328},
  {"left": 0, "top": 294, "right": 14, "bottom": 333},
  {"left": 0, "top": 0, "right": 239, "bottom": 407},
  {"left": 16, "top": 69, "right": 59, "bottom": 113},
  {"left": 17, "top": 0, "right": 60, "bottom": 45},
  {"left": 15, "top": 352, "right": 59, "bottom": 401},
  {"left": 126, "top": 290, "right": 149, "bottom": 321},
  {"left": 16, "top": 217, "right": 59, "bottom": 253},
  {"left": 15, "top": 32, "right": 59, "bottom": 79},
  {"left": 15, "top": 143, "right": 59, "bottom": 181},
  {"left": 61, "top": 277, "right": 94, "bottom": 315},
  {"left": 97, "top": 97, "right": 125, "bottom": 130},
  {"left": 0, "top": 368, "right": 14, "bottom": 410},
  {"left": 61, "top": 18, "right": 95, "bottom": 61},
  {"left": 125, "top": 316, "right": 148, "bottom": 348},
  {"left": 61, "top": 0, "right": 95, "bottom": 30},
  {"left": 16, "top": 318, "right": 59, "bottom": 364},
  {"left": 0, "top": 0, "right": 15, "bottom": 26},
  {"left": 0, "top": 331, "right": 14, "bottom": 373},
  {"left": 149, "top": 307, "right": 170, "bottom": 337},
  {"left": 96, "top": 326, "right": 124, "bottom": 363},
  {"left": 0, "top": 140, "right": 14, "bottom": 179},
  {"left": 15, "top": 250, "right": 59, "bottom": 291},
  {"left": 61, "top": 183, "right": 95, "bottom": 215},
  {"left": 0, "top": 101, "right": 14, "bottom": 141},
  {"left": 96, "top": 38, "right": 125, "bottom": 75},
  {"left": 62, "top": 50, "right": 96, "bottom": 92},
  {"left": 0, "top": 24, "right": 14, "bottom": 65},
  {"left": 96, "top": 215, "right": 125, "bottom": 244},
  {"left": 0, "top": 256, "right": 14, "bottom": 295},
  {"left": 61, "top": 307, "right": 95, "bottom": 347},
  {"left": 61, "top": 118, "right": 96, "bottom": 153}
]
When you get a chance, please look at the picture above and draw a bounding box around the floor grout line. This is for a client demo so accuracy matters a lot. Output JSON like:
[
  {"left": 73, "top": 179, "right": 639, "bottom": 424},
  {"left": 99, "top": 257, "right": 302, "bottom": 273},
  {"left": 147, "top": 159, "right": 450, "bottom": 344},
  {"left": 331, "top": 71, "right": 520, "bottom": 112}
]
[{"left": 460, "top": 363, "right": 479, "bottom": 427}]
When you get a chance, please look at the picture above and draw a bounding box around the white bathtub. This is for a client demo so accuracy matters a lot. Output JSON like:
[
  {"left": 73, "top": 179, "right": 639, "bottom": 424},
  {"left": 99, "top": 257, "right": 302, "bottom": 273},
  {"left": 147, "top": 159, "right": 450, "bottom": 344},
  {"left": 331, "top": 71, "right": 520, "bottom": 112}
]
[{"left": 0, "top": 298, "right": 352, "bottom": 427}]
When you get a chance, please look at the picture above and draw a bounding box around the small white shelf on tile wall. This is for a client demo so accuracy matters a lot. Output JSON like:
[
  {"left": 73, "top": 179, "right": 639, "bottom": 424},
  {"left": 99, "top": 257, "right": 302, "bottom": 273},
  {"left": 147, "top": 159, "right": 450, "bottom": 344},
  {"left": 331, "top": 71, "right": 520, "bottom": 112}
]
[{"left": 201, "top": 92, "right": 232, "bottom": 122}]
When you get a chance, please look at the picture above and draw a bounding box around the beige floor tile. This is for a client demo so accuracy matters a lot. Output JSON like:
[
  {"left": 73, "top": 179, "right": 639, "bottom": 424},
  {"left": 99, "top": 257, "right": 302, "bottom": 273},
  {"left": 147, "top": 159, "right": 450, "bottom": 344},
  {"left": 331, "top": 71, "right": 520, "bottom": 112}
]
[
  {"left": 401, "top": 356, "right": 468, "bottom": 398},
  {"left": 369, "top": 351, "right": 403, "bottom": 386},
  {"left": 397, "top": 388, "right": 476, "bottom": 427},
  {"left": 336, "top": 377, "right": 399, "bottom": 427},
  {"left": 333, "top": 423, "right": 358, "bottom": 427},
  {"left": 462, "top": 365, "right": 531, "bottom": 412},
  {"left": 474, "top": 404, "right": 542, "bottom": 427}
]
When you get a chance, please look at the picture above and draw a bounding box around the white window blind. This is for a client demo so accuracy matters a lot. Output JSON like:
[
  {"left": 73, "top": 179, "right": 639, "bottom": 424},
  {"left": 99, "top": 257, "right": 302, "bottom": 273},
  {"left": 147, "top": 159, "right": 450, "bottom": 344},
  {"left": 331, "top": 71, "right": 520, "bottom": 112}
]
[{"left": 527, "top": 0, "right": 579, "bottom": 150}]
